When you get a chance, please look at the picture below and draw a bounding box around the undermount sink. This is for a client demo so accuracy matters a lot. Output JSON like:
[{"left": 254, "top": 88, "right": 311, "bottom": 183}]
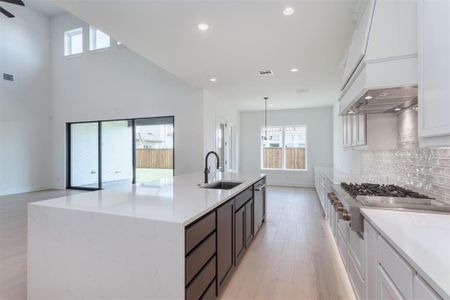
[{"left": 201, "top": 181, "right": 243, "bottom": 190}]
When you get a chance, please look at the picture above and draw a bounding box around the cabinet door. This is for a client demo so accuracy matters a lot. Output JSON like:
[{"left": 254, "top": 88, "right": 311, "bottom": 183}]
[
  {"left": 356, "top": 114, "right": 367, "bottom": 146},
  {"left": 364, "top": 220, "right": 378, "bottom": 300},
  {"left": 343, "top": 116, "right": 353, "bottom": 148},
  {"left": 342, "top": 0, "right": 375, "bottom": 87},
  {"left": 217, "top": 200, "right": 234, "bottom": 291},
  {"left": 419, "top": 0, "right": 450, "bottom": 138},
  {"left": 254, "top": 190, "right": 263, "bottom": 234},
  {"left": 377, "top": 265, "right": 405, "bottom": 300},
  {"left": 245, "top": 199, "right": 254, "bottom": 247},
  {"left": 413, "top": 275, "right": 441, "bottom": 300},
  {"left": 234, "top": 206, "right": 245, "bottom": 263},
  {"left": 352, "top": 115, "right": 359, "bottom": 146}
]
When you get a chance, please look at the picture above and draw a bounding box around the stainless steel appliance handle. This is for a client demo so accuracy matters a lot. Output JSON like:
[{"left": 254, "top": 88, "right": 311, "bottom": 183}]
[{"left": 254, "top": 184, "right": 266, "bottom": 191}]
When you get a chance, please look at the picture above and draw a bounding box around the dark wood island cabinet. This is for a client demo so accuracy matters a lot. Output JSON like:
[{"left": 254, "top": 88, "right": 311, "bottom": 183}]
[{"left": 184, "top": 178, "right": 266, "bottom": 300}]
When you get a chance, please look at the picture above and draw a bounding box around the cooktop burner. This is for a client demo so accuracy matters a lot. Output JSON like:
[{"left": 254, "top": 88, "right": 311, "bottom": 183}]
[{"left": 340, "top": 183, "right": 433, "bottom": 199}]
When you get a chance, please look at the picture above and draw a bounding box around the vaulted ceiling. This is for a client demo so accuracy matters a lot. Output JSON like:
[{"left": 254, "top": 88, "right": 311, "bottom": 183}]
[{"left": 54, "top": 0, "right": 356, "bottom": 111}]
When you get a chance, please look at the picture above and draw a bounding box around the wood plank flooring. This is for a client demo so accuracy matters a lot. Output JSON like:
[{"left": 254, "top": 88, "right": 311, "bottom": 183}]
[
  {"left": 0, "top": 189, "right": 85, "bottom": 300},
  {"left": 0, "top": 187, "right": 354, "bottom": 300},
  {"left": 220, "top": 186, "right": 356, "bottom": 300}
]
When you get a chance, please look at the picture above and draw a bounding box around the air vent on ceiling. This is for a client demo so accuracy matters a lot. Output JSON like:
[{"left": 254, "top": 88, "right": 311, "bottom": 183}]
[{"left": 258, "top": 70, "right": 274, "bottom": 76}]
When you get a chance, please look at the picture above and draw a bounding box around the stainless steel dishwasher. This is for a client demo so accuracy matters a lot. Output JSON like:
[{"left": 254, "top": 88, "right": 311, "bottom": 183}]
[{"left": 254, "top": 179, "right": 266, "bottom": 234}]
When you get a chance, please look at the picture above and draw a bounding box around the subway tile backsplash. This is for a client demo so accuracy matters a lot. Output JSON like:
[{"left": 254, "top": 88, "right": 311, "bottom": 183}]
[{"left": 360, "top": 108, "right": 450, "bottom": 204}]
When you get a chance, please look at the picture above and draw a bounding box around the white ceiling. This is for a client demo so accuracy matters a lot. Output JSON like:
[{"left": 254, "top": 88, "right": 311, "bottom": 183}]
[
  {"left": 55, "top": 0, "right": 355, "bottom": 111},
  {"left": 25, "top": 0, "right": 64, "bottom": 16}
]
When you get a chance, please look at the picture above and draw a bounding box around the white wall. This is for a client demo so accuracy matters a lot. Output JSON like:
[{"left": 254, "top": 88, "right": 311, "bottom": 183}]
[
  {"left": 50, "top": 13, "right": 204, "bottom": 188},
  {"left": 240, "top": 107, "right": 334, "bottom": 187},
  {"left": 203, "top": 90, "right": 240, "bottom": 172},
  {"left": 0, "top": 6, "right": 53, "bottom": 195}
]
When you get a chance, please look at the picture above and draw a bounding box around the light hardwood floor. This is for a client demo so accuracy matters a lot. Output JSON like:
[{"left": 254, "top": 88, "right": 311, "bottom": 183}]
[
  {"left": 0, "top": 187, "right": 354, "bottom": 300},
  {"left": 0, "top": 189, "right": 85, "bottom": 300},
  {"left": 220, "top": 186, "right": 356, "bottom": 300}
]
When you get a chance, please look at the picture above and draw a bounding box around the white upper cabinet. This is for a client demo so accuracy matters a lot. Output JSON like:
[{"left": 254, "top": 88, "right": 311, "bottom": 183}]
[
  {"left": 418, "top": 0, "right": 450, "bottom": 146},
  {"left": 342, "top": 0, "right": 375, "bottom": 88}
]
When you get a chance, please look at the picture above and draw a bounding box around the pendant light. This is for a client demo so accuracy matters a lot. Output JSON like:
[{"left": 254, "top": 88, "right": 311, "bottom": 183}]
[{"left": 262, "top": 97, "right": 270, "bottom": 141}]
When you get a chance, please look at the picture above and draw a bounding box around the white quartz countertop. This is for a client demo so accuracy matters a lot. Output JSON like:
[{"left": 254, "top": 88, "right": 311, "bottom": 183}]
[
  {"left": 362, "top": 208, "right": 450, "bottom": 299},
  {"left": 31, "top": 172, "right": 265, "bottom": 225}
]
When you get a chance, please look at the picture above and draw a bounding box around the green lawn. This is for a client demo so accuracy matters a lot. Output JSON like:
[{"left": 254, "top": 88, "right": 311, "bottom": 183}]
[{"left": 136, "top": 168, "right": 173, "bottom": 182}]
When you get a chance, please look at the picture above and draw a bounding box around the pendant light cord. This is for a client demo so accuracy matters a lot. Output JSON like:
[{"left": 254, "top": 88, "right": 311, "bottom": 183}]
[{"left": 264, "top": 97, "right": 268, "bottom": 140}]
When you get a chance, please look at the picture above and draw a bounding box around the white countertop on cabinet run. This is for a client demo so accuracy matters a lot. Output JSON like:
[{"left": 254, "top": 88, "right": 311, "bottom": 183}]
[
  {"left": 30, "top": 172, "right": 265, "bottom": 225},
  {"left": 362, "top": 208, "right": 450, "bottom": 299}
]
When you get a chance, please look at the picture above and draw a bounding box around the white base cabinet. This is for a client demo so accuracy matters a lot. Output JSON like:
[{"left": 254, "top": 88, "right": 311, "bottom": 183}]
[
  {"left": 364, "top": 220, "right": 443, "bottom": 300},
  {"left": 413, "top": 275, "right": 441, "bottom": 300}
]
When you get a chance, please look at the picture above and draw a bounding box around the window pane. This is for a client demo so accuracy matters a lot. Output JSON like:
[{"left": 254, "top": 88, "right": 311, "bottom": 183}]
[
  {"left": 90, "top": 26, "right": 110, "bottom": 50},
  {"left": 70, "top": 123, "right": 99, "bottom": 188},
  {"left": 64, "top": 28, "right": 83, "bottom": 56},
  {"left": 71, "top": 32, "right": 83, "bottom": 55},
  {"left": 135, "top": 117, "right": 174, "bottom": 182},
  {"left": 261, "top": 127, "right": 282, "bottom": 169},
  {"left": 285, "top": 126, "right": 306, "bottom": 170},
  {"left": 95, "top": 29, "right": 110, "bottom": 49}
]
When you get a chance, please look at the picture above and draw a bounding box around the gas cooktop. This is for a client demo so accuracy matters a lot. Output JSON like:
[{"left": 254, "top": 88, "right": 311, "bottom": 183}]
[
  {"left": 337, "top": 183, "right": 450, "bottom": 233},
  {"left": 340, "top": 183, "right": 433, "bottom": 199}
]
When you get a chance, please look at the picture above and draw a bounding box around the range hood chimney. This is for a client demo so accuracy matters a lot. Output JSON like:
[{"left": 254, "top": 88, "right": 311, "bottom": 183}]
[{"left": 339, "top": 0, "right": 418, "bottom": 116}]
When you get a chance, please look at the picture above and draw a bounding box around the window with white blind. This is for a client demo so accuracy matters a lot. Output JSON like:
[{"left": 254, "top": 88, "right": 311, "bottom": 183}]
[{"left": 261, "top": 125, "right": 307, "bottom": 170}]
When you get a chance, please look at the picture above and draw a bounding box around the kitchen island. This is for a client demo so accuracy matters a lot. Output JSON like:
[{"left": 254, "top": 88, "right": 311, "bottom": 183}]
[{"left": 28, "top": 172, "right": 266, "bottom": 300}]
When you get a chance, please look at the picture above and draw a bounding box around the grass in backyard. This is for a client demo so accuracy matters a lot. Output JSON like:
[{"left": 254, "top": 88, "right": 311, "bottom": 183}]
[{"left": 136, "top": 168, "right": 173, "bottom": 182}]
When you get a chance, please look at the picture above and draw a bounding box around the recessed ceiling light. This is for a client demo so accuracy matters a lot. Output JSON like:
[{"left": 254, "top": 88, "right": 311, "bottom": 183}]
[
  {"left": 269, "top": 104, "right": 274, "bottom": 107},
  {"left": 365, "top": 95, "right": 373, "bottom": 100},
  {"left": 348, "top": 110, "right": 355, "bottom": 114},
  {"left": 197, "top": 23, "right": 209, "bottom": 31},
  {"left": 209, "top": 78, "right": 217, "bottom": 82},
  {"left": 394, "top": 108, "right": 401, "bottom": 111},
  {"left": 290, "top": 68, "right": 299, "bottom": 72},
  {"left": 283, "top": 7, "right": 295, "bottom": 16}
]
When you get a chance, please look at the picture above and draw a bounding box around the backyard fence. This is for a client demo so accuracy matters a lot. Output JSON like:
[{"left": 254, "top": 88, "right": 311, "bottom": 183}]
[
  {"left": 136, "top": 149, "right": 173, "bottom": 169},
  {"left": 263, "top": 147, "right": 306, "bottom": 169}
]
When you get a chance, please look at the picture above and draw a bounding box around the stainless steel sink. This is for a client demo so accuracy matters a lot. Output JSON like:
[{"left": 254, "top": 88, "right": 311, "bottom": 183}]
[{"left": 200, "top": 181, "right": 243, "bottom": 190}]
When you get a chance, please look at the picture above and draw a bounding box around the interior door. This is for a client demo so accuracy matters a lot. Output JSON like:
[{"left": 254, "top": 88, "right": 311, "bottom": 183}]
[{"left": 216, "top": 117, "right": 229, "bottom": 172}]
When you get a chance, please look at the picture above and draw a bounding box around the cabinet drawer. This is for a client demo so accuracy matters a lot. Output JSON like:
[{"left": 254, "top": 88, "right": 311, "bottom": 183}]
[
  {"left": 337, "top": 228, "right": 347, "bottom": 267},
  {"left": 186, "top": 232, "right": 216, "bottom": 285},
  {"left": 186, "top": 256, "right": 216, "bottom": 300},
  {"left": 235, "top": 187, "right": 253, "bottom": 210},
  {"left": 348, "top": 229, "right": 365, "bottom": 279},
  {"left": 378, "top": 237, "right": 413, "bottom": 299},
  {"left": 201, "top": 279, "right": 217, "bottom": 300},
  {"left": 186, "top": 211, "right": 216, "bottom": 254},
  {"left": 348, "top": 247, "right": 365, "bottom": 300},
  {"left": 337, "top": 219, "right": 349, "bottom": 242}
]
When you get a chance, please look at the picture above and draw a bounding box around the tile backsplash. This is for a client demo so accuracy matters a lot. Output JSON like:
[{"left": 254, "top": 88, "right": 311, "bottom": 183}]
[{"left": 360, "top": 107, "right": 450, "bottom": 204}]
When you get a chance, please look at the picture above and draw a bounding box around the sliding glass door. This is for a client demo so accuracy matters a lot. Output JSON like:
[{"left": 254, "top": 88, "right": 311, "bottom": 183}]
[
  {"left": 135, "top": 117, "right": 174, "bottom": 182},
  {"left": 69, "top": 122, "right": 100, "bottom": 189},
  {"left": 67, "top": 116, "right": 174, "bottom": 190}
]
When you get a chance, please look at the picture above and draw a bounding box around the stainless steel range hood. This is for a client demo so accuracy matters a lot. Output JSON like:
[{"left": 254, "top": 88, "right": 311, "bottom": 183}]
[{"left": 341, "top": 86, "right": 418, "bottom": 115}]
